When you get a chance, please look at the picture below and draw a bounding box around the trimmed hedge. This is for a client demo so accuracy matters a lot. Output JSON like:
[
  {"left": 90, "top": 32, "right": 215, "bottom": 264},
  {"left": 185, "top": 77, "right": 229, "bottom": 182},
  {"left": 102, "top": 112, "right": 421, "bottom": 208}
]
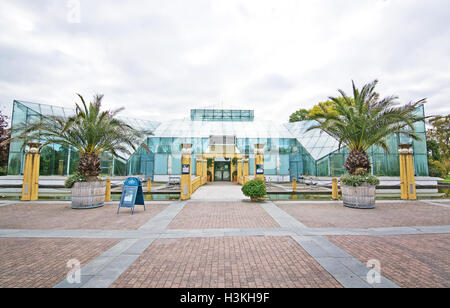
[{"left": 242, "top": 178, "right": 266, "bottom": 199}]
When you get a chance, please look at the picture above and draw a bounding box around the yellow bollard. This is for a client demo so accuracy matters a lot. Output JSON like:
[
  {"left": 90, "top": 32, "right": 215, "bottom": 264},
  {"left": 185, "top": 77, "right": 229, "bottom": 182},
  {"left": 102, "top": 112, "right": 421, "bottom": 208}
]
[
  {"left": 105, "top": 179, "right": 111, "bottom": 202},
  {"left": 147, "top": 179, "right": 152, "bottom": 193},
  {"left": 332, "top": 178, "right": 339, "bottom": 200}
]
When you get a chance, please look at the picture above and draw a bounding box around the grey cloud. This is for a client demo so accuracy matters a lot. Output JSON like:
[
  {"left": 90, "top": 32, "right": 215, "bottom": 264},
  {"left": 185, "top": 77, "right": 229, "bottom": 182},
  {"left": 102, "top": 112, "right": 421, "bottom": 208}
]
[{"left": 0, "top": 0, "right": 449, "bottom": 124}]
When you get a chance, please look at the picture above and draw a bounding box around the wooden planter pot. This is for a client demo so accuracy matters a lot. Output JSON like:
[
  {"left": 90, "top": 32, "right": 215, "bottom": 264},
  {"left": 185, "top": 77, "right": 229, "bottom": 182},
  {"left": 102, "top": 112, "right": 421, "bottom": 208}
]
[
  {"left": 342, "top": 184, "right": 376, "bottom": 209},
  {"left": 72, "top": 181, "right": 106, "bottom": 209}
]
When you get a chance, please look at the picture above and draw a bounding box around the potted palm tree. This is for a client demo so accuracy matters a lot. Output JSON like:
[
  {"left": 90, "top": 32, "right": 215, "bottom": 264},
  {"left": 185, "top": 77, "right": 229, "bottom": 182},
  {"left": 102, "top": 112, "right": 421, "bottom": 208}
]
[
  {"left": 17, "top": 94, "right": 143, "bottom": 209},
  {"left": 309, "top": 80, "right": 426, "bottom": 209}
]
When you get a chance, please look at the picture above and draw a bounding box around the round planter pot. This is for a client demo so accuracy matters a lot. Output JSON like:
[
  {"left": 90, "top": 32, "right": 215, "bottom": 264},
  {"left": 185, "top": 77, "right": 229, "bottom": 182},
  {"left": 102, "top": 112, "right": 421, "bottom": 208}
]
[
  {"left": 342, "top": 184, "right": 376, "bottom": 209},
  {"left": 71, "top": 181, "right": 106, "bottom": 209}
]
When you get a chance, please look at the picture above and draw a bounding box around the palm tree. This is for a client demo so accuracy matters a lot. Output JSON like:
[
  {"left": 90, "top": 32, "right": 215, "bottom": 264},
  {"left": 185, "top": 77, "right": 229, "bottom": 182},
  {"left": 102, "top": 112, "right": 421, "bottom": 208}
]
[
  {"left": 308, "top": 80, "right": 426, "bottom": 175},
  {"left": 17, "top": 94, "right": 144, "bottom": 181}
]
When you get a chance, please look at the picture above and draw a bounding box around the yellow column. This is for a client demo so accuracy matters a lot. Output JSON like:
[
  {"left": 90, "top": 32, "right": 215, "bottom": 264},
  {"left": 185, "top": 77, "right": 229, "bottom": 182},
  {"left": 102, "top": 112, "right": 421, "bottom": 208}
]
[
  {"left": 332, "top": 178, "right": 339, "bottom": 200},
  {"left": 196, "top": 157, "right": 202, "bottom": 177},
  {"left": 237, "top": 160, "right": 243, "bottom": 184},
  {"left": 202, "top": 159, "right": 207, "bottom": 184},
  {"left": 254, "top": 144, "right": 265, "bottom": 181},
  {"left": 399, "top": 152, "right": 408, "bottom": 200},
  {"left": 21, "top": 143, "right": 41, "bottom": 201},
  {"left": 181, "top": 144, "right": 192, "bottom": 200},
  {"left": 399, "top": 144, "right": 417, "bottom": 200},
  {"left": 105, "top": 179, "right": 111, "bottom": 202},
  {"left": 243, "top": 158, "right": 249, "bottom": 183},
  {"left": 406, "top": 150, "right": 417, "bottom": 200},
  {"left": 147, "top": 179, "right": 152, "bottom": 192}
]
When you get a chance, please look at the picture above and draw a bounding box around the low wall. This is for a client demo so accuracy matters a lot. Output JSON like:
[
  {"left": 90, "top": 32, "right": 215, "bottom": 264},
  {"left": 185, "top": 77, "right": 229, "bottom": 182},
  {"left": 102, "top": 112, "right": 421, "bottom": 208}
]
[{"left": 191, "top": 176, "right": 202, "bottom": 194}]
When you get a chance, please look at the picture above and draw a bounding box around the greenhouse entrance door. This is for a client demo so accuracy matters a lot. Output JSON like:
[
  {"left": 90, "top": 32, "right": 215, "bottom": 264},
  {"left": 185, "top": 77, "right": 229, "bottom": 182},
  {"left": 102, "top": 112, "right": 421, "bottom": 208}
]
[{"left": 214, "top": 161, "right": 231, "bottom": 181}]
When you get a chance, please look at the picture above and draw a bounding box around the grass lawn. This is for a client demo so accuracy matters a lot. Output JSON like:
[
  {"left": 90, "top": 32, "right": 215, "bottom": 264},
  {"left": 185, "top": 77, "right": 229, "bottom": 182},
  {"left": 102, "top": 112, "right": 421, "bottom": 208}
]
[{"left": 439, "top": 177, "right": 450, "bottom": 183}]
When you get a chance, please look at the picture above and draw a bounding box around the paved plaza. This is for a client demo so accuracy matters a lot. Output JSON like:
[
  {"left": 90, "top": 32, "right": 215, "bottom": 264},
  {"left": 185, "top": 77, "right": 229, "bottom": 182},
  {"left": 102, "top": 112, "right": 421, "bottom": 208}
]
[{"left": 0, "top": 183, "right": 449, "bottom": 288}]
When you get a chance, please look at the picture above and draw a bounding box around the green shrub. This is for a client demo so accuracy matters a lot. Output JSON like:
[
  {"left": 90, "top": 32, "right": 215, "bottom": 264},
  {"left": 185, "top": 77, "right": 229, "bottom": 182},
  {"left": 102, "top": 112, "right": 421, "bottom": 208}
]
[
  {"left": 242, "top": 179, "right": 266, "bottom": 199},
  {"left": 65, "top": 173, "right": 87, "bottom": 188},
  {"left": 0, "top": 166, "right": 7, "bottom": 176},
  {"left": 428, "top": 160, "right": 447, "bottom": 179},
  {"left": 341, "top": 174, "right": 380, "bottom": 187}
]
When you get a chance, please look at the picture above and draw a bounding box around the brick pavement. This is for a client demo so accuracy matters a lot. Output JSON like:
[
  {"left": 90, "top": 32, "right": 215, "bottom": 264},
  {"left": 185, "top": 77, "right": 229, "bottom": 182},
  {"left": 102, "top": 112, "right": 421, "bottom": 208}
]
[
  {"left": 327, "top": 234, "right": 450, "bottom": 288},
  {"left": 0, "top": 203, "right": 167, "bottom": 230},
  {"left": 0, "top": 238, "right": 119, "bottom": 288},
  {"left": 111, "top": 236, "right": 341, "bottom": 288},
  {"left": 276, "top": 202, "right": 450, "bottom": 228},
  {"left": 168, "top": 202, "right": 280, "bottom": 229}
]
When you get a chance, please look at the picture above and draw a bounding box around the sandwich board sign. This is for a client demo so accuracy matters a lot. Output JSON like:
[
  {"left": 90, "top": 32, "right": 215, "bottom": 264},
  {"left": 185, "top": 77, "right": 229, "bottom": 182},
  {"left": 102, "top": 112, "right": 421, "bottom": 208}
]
[{"left": 117, "top": 177, "right": 146, "bottom": 215}]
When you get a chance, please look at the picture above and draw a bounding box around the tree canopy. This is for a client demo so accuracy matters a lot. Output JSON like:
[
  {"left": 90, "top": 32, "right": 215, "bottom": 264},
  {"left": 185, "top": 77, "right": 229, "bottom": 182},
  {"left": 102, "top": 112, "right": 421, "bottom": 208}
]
[{"left": 0, "top": 110, "right": 10, "bottom": 174}]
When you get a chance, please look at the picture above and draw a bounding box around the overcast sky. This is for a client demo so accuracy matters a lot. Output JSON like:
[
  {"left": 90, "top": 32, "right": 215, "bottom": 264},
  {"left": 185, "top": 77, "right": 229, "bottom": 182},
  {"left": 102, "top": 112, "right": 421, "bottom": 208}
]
[{"left": 0, "top": 0, "right": 449, "bottom": 123}]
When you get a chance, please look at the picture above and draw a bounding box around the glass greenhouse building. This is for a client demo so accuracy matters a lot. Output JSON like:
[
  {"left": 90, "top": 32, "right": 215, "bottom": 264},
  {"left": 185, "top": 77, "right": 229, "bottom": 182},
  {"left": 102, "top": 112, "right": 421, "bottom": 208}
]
[{"left": 7, "top": 100, "right": 429, "bottom": 180}]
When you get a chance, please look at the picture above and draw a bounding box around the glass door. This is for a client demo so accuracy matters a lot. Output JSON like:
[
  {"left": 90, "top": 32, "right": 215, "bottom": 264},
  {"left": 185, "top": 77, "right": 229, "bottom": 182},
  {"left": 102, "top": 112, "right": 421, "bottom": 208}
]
[{"left": 214, "top": 162, "right": 231, "bottom": 181}]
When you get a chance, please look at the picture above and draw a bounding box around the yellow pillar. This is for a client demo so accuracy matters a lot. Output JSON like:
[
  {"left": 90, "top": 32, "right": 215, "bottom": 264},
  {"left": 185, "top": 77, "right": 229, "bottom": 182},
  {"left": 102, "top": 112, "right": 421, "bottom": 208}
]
[
  {"left": 243, "top": 159, "right": 249, "bottom": 177},
  {"left": 237, "top": 160, "right": 243, "bottom": 184},
  {"left": 399, "top": 144, "right": 417, "bottom": 200},
  {"left": 399, "top": 152, "right": 408, "bottom": 200},
  {"left": 21, "top": 143, "right": 41, "bottom": 201},
  {"left": 332, "top": 178, "right": 339, "bottom": 200},
  {"left": 147, "top": 179, "right": 152, "bottom": 192},
  {"left": 196, "top": 157, "right": 202, "bottom": 177},
  {"left": 202, "top": 159, "right": 207, "bottom": 184},
  {"left": 105, "top": 179, "right": 111, "bottom": 202},
  {"left": 180, "top": 144, "right": 192, "bottom": 200},
  {"left": 405, "top": 149, "right": 417, "bottom": 200},
  {"left": 254, "top": 144, "right": 265, "bottom": 181}
]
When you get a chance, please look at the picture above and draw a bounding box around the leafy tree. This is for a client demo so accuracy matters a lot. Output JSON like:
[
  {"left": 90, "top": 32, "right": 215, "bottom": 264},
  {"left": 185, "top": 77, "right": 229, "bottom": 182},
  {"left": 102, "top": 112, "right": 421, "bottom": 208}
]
[
  {"left": 309, "top": 100, "right": 339, "bottom": 118},
  {"left": 289, "top": 109, "right": 310, "bottom": 122},
  {"left": 427, "top": 139, "right": 441, "bottom": 161},
  {"left": 289, "top": 98, "right": 349, "bottom": 122},
  {"left": 0, "top": 110, "right": 10, "bottom": 175},
  {"left": 427, "top": 115, "right": 449, "bottom": 164},
  {"left": 15, "top": 94, "right": 145, "bottom": 181},
  {"left": 309, "top": 80, "right": 426, "bottom": 175},
  {"left": 428, "top": 159, "right": 447, "bottom": 178}
]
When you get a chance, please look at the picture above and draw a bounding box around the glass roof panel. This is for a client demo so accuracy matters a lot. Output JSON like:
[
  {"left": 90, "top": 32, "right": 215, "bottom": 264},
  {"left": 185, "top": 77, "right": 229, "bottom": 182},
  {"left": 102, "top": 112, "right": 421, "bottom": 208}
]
[{"left": 284, "top": 121, "right": 339, "bottom": 160}]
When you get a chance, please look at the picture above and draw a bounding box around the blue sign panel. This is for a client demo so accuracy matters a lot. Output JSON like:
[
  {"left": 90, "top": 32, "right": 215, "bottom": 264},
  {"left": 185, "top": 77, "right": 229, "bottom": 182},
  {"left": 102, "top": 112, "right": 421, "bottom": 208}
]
[
  {"left": 117, "top": 177, "right": 146, "bottom": 215},
  {"left": 256, "top": 164, "right": 264, "bottom": 175}
]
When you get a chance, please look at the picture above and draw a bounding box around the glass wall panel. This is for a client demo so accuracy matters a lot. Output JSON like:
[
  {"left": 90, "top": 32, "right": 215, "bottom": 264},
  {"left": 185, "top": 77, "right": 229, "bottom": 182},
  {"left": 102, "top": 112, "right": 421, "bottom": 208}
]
[
  {"left": 155, "top": 154, "right": 168, "bottom": 175},
  {"left": 316, "top": 157, "right": 329, "bottom": 176}
]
